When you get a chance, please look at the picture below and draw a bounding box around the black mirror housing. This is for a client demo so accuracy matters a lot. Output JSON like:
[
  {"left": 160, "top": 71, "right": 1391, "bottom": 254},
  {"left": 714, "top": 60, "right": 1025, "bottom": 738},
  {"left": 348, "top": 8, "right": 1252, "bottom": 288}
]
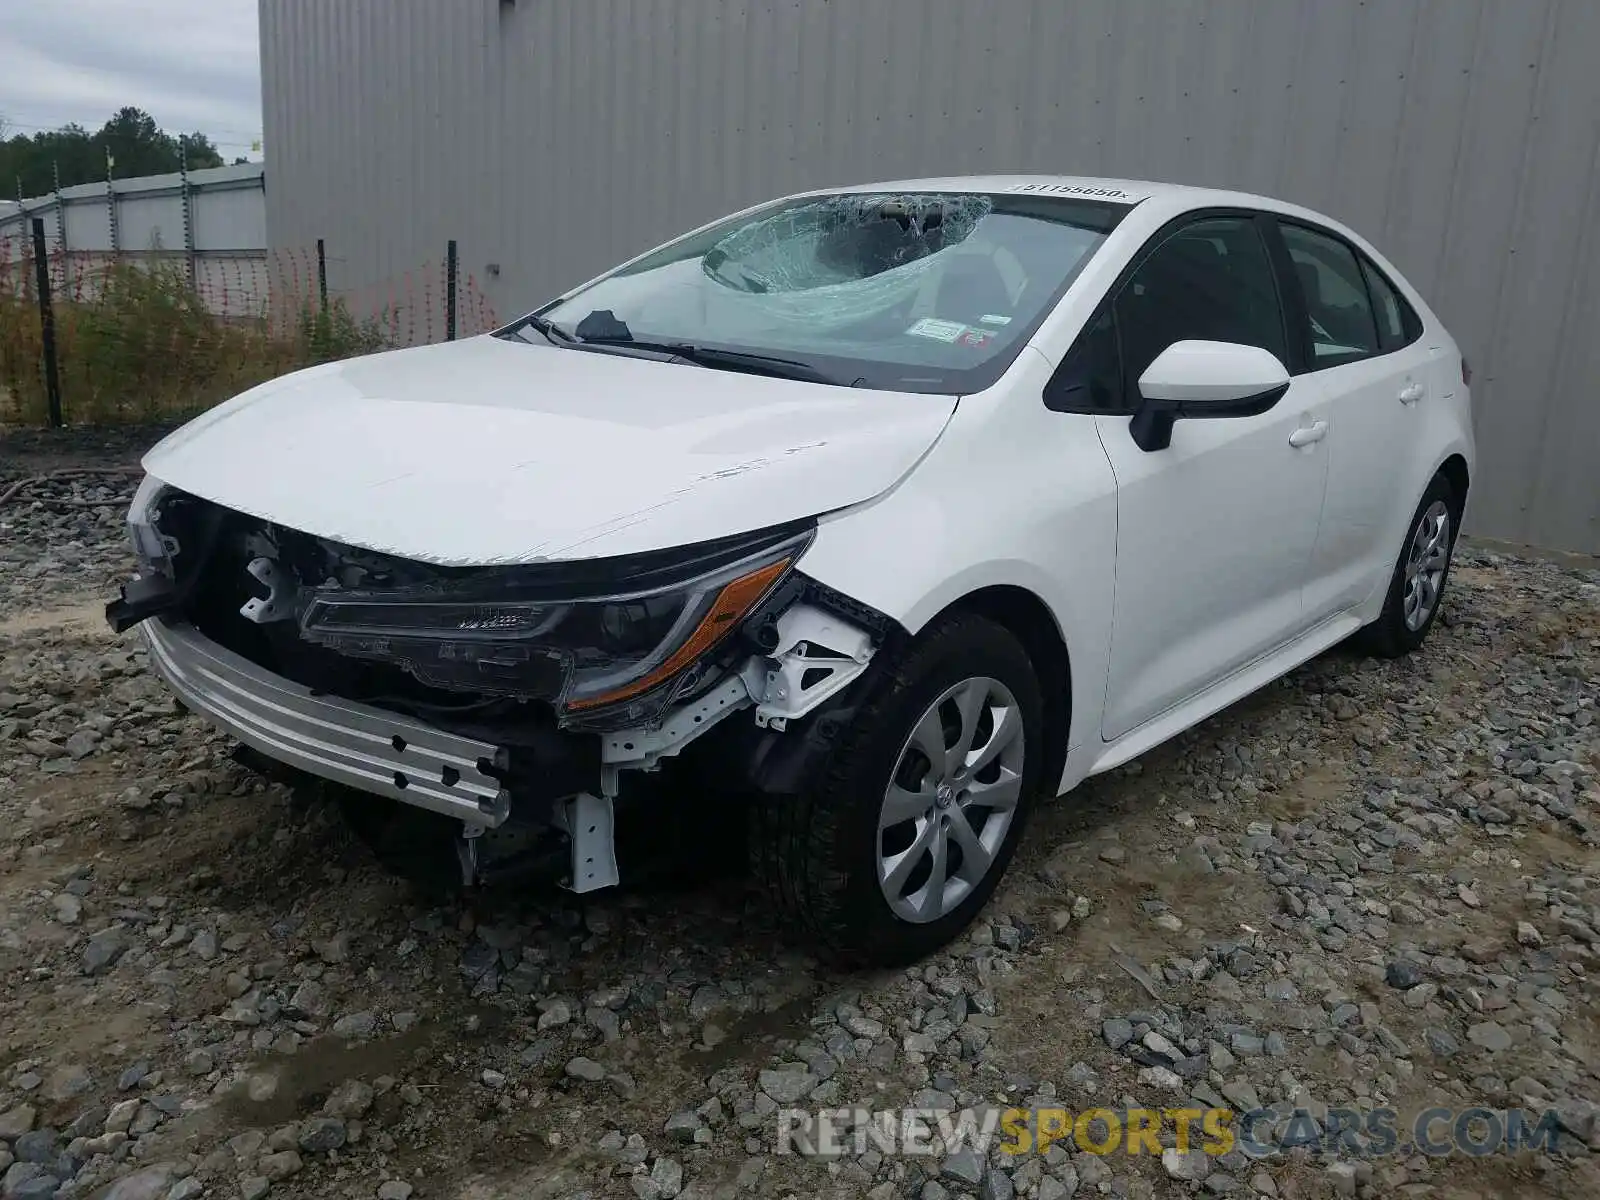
[{"left": 1129, "top": 382, "right": 1290, "bottom": 452}]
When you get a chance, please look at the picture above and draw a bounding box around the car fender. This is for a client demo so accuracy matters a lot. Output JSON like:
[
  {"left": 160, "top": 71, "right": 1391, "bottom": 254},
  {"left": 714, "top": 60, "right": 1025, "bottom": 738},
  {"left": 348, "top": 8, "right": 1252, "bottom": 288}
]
[
  {"left": 1354, "top": 433, "right": 1476, "bottom": 624},
  {"left": 795, "top": 349, "right": 1118, "bottom": 756}
]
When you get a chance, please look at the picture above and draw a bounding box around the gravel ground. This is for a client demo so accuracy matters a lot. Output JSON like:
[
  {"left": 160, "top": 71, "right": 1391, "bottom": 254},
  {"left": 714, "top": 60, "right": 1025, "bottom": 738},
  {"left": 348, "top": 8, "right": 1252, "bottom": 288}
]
[{"left": 1, "top": 429, "right": 1597, "bottom": 1200}]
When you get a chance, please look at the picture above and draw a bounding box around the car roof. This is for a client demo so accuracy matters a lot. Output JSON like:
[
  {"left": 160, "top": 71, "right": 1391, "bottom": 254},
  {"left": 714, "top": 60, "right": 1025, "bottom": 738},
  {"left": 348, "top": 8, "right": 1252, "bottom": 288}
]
[
  {"left": 821, "top": 173, "right": 1360, "bottom": 220},
  {"left": 823, "top": 174, "right": 1177, "bottom": 205},
  {"left": 807, "top": 173, "right": 1378, "bottom": 255}
]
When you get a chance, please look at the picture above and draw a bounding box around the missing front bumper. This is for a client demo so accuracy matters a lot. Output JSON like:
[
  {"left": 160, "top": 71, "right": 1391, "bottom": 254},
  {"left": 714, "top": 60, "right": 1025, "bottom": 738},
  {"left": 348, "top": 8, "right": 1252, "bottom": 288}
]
[{"left": 134, "top": 599, "right": 882, "bottom": 897}]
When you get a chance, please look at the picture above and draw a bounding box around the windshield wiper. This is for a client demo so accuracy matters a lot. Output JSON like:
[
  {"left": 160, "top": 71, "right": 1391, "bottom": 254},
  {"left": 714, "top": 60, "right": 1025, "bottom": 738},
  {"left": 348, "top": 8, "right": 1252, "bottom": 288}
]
[
  {"left": 511, "top": 309, "right": 843, "bottom": 385},
  {"left": 578, "top": 338, "right": 840, "bottom": 386},
  {"left": 505, "top": 313, "right": 577, "bottom": 345}
]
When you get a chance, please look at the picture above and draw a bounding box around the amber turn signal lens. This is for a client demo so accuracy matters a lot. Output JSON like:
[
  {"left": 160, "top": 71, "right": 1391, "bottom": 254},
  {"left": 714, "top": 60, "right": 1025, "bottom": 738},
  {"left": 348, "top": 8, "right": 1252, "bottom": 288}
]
[{"left": 564, "top": 557, "right": 792, "bottom": 710}]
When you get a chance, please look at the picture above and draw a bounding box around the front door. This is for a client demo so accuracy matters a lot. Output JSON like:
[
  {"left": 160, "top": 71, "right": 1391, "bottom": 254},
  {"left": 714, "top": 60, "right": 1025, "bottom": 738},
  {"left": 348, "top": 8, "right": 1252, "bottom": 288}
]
[{"left": 1087, "top": 215, "right": 1331, "bottom": 741}]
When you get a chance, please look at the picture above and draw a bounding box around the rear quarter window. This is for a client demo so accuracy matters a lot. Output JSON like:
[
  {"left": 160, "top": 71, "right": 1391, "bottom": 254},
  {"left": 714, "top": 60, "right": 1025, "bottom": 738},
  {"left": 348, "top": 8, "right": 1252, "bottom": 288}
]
[{"left": 1359, "top": 257, "right": 1424, "bottom": 352}]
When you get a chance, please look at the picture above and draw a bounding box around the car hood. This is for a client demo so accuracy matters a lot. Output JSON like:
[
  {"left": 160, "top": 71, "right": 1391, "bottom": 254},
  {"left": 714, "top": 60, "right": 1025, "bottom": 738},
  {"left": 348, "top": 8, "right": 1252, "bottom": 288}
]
[{"left": 142, "top": 336, "right": 957, "bottom": 565}]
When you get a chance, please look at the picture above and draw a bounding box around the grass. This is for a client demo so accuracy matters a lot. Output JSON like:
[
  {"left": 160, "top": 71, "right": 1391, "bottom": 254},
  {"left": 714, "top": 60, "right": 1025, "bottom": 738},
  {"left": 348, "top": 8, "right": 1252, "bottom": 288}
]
[{"left": 0, "top": 259, "right": 392, "bottom": 426}]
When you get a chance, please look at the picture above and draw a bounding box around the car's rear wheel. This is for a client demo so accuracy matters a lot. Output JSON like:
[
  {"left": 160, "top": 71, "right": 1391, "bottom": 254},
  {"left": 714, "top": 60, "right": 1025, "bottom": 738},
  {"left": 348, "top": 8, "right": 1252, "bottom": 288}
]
[
  {"left": 1357, "top": 471, "right": 1461, "bottom": 658},
  {"left": 751, "top": 612, "right": 1044, "bottom": 966}
]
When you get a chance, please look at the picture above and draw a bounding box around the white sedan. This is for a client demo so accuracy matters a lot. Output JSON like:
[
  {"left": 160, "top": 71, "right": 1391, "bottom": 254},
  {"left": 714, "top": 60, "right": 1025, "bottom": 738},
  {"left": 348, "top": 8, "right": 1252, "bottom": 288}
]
[{"left": 108, "top": 176, "right": 1474, "bottom": 965}]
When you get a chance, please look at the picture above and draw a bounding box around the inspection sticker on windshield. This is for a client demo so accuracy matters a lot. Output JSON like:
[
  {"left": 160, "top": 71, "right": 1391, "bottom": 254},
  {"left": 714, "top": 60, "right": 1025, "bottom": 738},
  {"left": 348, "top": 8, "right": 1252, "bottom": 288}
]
[
  {"left": 979, "top": 313, "right": 1012, "bottom": 326},
  {"left": 906, "top": 318, "right": 969, "bottom": 343}
]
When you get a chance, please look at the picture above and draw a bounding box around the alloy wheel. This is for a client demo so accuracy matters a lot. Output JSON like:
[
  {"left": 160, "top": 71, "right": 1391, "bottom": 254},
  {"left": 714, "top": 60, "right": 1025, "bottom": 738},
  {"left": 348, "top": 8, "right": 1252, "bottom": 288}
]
[
  {"left": 1402, "top": 499, "right": 1452, "bottom": 631},
  {"left": 876, "top": 676, "right": 1026, "bottom": 924}
]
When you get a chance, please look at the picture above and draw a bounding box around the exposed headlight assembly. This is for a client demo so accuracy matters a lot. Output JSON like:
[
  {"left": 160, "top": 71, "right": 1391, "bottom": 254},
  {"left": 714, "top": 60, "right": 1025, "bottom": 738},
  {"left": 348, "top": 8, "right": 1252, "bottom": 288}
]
[
  {"left": 106, "top": 476, "right": 207, "bottom": 634},
  {"left": 298, "top": 523, "right": 813, "bottom": 724},
  {"left": 126, "top": 474, "right": 177, "bottom": 575}
]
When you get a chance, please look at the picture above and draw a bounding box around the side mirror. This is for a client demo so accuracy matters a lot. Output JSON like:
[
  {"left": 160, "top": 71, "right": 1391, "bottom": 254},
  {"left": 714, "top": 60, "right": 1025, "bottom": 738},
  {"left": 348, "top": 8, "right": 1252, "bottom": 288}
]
[{"left": 1130, "top": 340, "right": 1291, "bottom": 451}]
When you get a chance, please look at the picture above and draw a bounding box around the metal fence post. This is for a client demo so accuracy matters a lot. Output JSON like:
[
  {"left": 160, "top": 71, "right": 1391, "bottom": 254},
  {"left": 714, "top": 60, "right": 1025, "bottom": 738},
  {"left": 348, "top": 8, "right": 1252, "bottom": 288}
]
[
  {"left": 18, "top": 206, "right": 33, "bottom": 304},
  {"left": 52, "top": 160, "right": 70, "bottom": 293},
  {"left": 316, "top": 238, "right": 328, "bottom": 315},
  {"left": 106, "top": 147, "right": 120, "bottom": 255},
  {"left": 446, "top": 240, "right": 458, "bottom": 341},
  {"left": 30, "top": 217, "right": 63, "bottom": 428},
  {"left": 179, "top": 142, "right": 196, "bottom": 288}
]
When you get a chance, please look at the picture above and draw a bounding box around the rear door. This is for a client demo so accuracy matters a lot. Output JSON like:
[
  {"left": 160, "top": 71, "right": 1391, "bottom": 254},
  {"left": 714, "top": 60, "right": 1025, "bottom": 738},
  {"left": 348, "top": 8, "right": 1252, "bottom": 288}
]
[{"left": 1272, "top": 220, "right": 1438, "bottom": 620}]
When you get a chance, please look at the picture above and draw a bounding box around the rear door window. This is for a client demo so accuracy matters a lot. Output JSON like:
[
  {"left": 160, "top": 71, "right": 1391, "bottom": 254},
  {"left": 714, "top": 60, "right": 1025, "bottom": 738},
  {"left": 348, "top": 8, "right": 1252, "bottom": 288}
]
[{"left": 1279, "top": 223, "right": 1381, "bottom": 368}]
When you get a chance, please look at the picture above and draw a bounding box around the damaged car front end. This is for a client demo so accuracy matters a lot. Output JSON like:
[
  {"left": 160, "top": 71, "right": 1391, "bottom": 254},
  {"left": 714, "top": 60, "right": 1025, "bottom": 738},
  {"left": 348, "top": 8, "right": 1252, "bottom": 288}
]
[
  {"left": 102, "top": 183, "right": 1141, "bottom": 963},
  {"left": 108, "top": 476, "right": 885, "bottom": 892}
]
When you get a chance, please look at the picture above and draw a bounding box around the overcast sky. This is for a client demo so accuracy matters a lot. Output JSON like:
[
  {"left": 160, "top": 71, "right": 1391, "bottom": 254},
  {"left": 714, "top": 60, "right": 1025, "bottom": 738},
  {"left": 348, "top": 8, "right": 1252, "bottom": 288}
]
[{"left": 0, "top": 0, "right": 262, "bottom": 160}]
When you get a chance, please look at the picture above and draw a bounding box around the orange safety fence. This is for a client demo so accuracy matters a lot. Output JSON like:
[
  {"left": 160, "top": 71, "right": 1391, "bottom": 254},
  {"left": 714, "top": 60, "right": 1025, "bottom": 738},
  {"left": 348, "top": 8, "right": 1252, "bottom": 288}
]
[{"left": 0, "top": 242, "right": 500, "bottom": 426}]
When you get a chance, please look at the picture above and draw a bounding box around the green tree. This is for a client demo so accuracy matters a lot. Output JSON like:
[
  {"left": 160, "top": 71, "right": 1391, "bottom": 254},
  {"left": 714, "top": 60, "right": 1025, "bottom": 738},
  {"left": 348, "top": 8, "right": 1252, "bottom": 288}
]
[{"left": 0, "top": 107, "right": 226, "bottom": 197}]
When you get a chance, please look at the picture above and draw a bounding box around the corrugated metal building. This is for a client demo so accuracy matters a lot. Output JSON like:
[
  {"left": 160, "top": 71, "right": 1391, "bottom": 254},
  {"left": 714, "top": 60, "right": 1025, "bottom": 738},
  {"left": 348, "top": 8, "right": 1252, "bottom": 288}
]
[
  {"left": 260, "top": 0, "right": 1600, "bottom": 553},
  {"left": 0, "top": 164, "right": 268, "bottom": 317}
]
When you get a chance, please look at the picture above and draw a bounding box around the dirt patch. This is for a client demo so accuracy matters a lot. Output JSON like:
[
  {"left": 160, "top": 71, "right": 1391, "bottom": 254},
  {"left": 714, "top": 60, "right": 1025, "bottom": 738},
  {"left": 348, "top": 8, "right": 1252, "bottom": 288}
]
[{"left": 0, "top": 598, "right": 112, "bottom": 638}]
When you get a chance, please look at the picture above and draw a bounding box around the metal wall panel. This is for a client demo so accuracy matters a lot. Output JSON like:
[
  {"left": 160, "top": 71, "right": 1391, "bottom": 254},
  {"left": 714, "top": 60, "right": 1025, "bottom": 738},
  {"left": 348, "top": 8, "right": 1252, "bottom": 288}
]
[
  {"left": 114, "top": 195, "right": 175, "bottom": 256},
  {"left": 191, "top": 185, "right": 269, "bottom": 252},
  {"left": 60, "top": 201, "right": 111, "bottom": 252},
  {"left": 261, "top": 0, "right": 1600, "bottom": 552}
]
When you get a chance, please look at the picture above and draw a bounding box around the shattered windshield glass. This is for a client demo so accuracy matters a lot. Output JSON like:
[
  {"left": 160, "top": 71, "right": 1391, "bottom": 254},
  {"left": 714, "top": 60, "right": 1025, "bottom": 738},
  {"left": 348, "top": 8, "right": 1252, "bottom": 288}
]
[
  {"left": 698, "top": 193, "right": 994, "bottom": 318},
  {"left": 519, "top": 191, "right": 1128, "bottom": 395}
]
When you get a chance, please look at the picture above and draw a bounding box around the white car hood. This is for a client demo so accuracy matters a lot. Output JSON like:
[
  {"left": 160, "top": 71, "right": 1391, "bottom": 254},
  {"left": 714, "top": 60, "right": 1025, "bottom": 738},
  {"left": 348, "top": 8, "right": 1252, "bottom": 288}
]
[{"left": 142, "top": 336, "right": 956, "bottom": 565}]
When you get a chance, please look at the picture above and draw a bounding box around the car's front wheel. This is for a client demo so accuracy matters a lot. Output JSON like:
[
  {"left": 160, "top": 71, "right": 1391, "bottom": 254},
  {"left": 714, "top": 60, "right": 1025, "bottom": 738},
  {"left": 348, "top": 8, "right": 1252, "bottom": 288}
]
[{"left": 751, "top": 613, "right": 1045, "bottom": 966}]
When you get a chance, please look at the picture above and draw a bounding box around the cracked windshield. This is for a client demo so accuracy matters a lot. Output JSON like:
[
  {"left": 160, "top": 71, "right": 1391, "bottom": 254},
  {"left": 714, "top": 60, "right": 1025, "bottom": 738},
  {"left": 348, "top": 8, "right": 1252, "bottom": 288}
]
[{"left": 529, "top": 192, "right": 1124, "bottom": 393}]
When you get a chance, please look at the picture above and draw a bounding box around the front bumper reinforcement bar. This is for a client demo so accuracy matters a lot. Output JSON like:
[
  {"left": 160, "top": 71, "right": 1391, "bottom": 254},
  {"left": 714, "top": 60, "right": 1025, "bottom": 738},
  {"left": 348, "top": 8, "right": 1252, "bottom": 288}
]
[{"left": 141, "top": 618, "right": 511, "bottom": 827}]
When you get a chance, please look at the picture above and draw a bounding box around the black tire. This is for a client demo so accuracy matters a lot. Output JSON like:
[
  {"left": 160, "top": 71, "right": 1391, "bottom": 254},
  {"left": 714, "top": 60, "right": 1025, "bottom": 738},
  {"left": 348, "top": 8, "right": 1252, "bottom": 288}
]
[
  {"left": 1356, "top": 471, "right": 1461, "bottom": 658},
  {"left": 750, "top": 612, "right": 1046, "bottom": 967},
  {"left": 334, "top": 786, "right": 467, "bottom": 895},
  {"left": 334, "top": 774, "right": 745, "bottom": 897}
]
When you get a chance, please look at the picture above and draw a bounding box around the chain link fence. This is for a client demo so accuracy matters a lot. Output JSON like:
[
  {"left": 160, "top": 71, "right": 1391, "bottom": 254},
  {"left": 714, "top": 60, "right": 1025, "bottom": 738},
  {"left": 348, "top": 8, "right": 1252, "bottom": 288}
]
[{"left": 0, "top": 227, "right": 500, "bottom": 426}]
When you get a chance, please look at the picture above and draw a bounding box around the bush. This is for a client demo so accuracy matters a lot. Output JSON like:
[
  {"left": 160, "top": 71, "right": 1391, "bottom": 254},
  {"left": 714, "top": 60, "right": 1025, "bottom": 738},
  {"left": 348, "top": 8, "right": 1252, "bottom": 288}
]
[{"left": 0, "top": 259, "right": 395, "bottom": 425}]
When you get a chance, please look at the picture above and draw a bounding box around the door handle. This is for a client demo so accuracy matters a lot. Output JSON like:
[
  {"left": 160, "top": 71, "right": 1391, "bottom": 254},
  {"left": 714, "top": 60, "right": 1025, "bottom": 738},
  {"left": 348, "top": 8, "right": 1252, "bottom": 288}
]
[
  {"left": 1288, "top": 420, "right": 1328, "bottom": 448},
  {"left": 1398, "top": 382, "right": 1425, "bottom": 404}
]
